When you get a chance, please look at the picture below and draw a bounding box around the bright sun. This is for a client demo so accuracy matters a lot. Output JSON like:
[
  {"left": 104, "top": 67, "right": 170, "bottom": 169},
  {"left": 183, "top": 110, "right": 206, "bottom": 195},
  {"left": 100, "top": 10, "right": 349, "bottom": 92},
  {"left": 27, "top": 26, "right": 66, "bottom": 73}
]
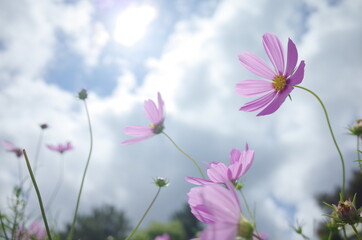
[{"left": 114, "top": 5, "right": 157, "bottom": 47}]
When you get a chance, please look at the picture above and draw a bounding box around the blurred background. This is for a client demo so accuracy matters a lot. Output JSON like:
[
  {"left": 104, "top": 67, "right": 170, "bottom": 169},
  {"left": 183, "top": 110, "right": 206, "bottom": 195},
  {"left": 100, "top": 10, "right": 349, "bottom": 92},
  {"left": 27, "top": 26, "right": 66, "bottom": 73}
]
[{"left": 0, "top": 0, "right": 361, "bottom": 239}]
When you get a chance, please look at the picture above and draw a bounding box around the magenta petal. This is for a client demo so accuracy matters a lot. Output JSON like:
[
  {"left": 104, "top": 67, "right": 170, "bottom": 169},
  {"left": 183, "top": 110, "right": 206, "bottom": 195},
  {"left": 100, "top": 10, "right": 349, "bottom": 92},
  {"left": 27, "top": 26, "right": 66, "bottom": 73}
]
[
  {"left": 238, "top": 52, "right": 275, "bottom": 79},
  {"left": 289, "top": 60, "right": 305, "bottom": 85},
  {"left": 257, "top": 85, "right": 294, "bottom": 116},
  {"left": 124, "top": 125, "right": 153, "bottom": 136},
  {"left": 200, "top": 224, "right": 238, "bottom": 240},
  {"left": 285, "top": 38, "right": 298, "bottom": 77},
  {"left": 185, "top": 176, "right": 214, "bottom": 185},
  {"left": 262, "top": 33, "right": 285, "bottom": 74},
  {"left": 187, "top": 187, "right": 215, "bottom": 224},
  {"left": 157, "top": 92, "right": 164, "bottom": 120},
  {"left": 239, "top": 147, "right": 255, "bottom": 176},
  {"left": 229, "top": 149, "right": 241, "bottom": 164},
  {"left": 240, "top": 91, "right": 277, "bottom": 112},
  {"left": 144, "top": 99, "right": 161, "bottom": 125},
  {"left": 235, "top": 80, "right": 274, "bottom": 97},
  {"left": 207, "top": 162, "right": 229, "bottom": 183},
  {"left": 202, "top": 184, "right": 241, "bottom": 222}
]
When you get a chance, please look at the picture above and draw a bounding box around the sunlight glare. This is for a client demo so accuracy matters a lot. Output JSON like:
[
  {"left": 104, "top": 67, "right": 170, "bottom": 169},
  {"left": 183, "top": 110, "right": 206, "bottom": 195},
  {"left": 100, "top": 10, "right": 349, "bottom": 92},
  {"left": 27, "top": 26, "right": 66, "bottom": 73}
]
[{"left": 114, "top": 5, "right": 157, "bottom": 47}]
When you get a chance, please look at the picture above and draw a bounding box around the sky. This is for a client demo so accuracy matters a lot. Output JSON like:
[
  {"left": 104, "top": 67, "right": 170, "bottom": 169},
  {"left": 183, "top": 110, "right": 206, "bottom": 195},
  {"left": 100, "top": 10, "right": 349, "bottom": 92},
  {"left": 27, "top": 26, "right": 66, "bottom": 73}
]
[{"left": 0, "top": 0, "right": 362, "bottom": 239}]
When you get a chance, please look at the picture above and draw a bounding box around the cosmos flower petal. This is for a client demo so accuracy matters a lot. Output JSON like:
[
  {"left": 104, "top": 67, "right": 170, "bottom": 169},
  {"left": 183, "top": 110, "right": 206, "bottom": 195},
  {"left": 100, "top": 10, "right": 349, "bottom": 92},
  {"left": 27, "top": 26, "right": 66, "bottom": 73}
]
[
  {"left": 236, "top": 80, "right": 274, "bottom": 97},
  {"left": 123, "top": 125, "right": 154, "bottom": 136},
  {"left": 157, "top": 92, "right": 164, "bottom": 121},
  {"left": 238, "top": 52, "right": 275, "bottom": 79},
  {"left": 239, "top": 146, "right": 255, "bottom": 176},
  {"left": 240, "top": 91, "right": 277, "bottom": 112},
  {"left": 2, "top": 140, "right": 19, "bottom": 151},
  {"left": 289, "top": 61, "right": 305, "bottom": 85},
  {"left": 262, "top": 33, "right": 285, "bottom": 74},
  {"left": 185, "top": 176, "right": 215, "bottom": 185},
  {"left": 202, "top": 183, "right": 241, "bottom": 222},
  {"left": 285, "top": 38, "right": 298, "bottom": 77},
  {"left": 207, "top": 162, "right": 229, "bottom": 183},
  {"left": 144, "top": 99, "right": 160, "bottom": 124},
  {"left": 200, "top": 224, "right": 238, "bottom": 240},
  {"left": 229, "top": 149, "right": 241, "bottom": 164},
  {"left": 187, "top": 187, "right": 215, "bottom": 224},
  {"left": 257, "top": 85, "right": 294, "bottom": 116}
]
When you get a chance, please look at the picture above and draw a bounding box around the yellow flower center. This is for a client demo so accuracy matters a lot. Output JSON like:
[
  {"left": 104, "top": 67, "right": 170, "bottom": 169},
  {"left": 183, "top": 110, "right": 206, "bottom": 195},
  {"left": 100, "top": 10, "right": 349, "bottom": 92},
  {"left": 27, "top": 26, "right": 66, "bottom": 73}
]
[
  {"left": 272, "top": 75, "right": 287, "bottom": 92},
  {"left": 150, "top": 124, "right": 155, "bottom": 128}
]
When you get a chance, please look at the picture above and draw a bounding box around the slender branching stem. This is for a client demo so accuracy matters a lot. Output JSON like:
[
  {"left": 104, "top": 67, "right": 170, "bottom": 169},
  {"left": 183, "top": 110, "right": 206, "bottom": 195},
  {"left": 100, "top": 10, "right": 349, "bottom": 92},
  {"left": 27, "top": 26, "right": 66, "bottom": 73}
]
[
  {"left": 67, "top": 99, "right": 93, "bottom": 240},
  {"left": 46, "top": 155, "right": 65, "bottom": 210},
  {"left": 125, "top": 187, "right": 162, "bottom": 240},
  {"left": 351, "top": 224, "right": 362, "bottom": 240},
  {"left": 22, "top": 150, "right": 52, "bottom": 240},
  {"left": 294, "top": 85, "right": 345, "bottom": 199},
  {"left": 162, "top": 132, "right": 205, "bottom": 178},
  {"left": 357, "top": 137, "right": 362, "bottom": 172},
  {"left": 0, "top": 210, "right": 10, "bottom": 240}
]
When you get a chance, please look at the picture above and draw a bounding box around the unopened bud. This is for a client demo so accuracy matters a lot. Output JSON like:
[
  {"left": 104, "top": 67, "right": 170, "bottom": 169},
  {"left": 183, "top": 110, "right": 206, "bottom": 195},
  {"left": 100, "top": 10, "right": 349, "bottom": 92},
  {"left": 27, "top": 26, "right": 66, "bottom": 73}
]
[
  {"left": 237, "top": 215, "right": 254, "bottom": 239},
  {"left": 348, "top": 119, "right": 362, "bottom": 138},
  {"left": 78, "top": 89, "right": 88, "bottom": 100},
  {"left": 154, "top": 177, "right": 169, "bottom": 187}
]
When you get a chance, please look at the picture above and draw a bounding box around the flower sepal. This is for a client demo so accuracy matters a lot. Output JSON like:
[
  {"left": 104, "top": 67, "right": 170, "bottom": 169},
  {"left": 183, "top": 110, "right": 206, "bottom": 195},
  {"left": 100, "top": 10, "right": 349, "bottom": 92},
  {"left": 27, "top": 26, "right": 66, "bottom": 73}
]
[{"left": 238, "top": 215, "right": 254, "bottom": 239}]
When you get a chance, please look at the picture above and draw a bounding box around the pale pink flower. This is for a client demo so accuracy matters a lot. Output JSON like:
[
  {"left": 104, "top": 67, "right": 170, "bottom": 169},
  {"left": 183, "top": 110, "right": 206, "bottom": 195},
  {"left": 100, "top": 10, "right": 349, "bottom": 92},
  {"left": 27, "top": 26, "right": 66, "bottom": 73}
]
[
  {"left": 17, "top": 221, "right": 46, "bottom": 240},
  {"left": 186, "top": 144, "right": 254, "bottom": 185},
  {"left": 47, "top": 142, "right": 73, "bottom": 154},
  {"left": 154, "top": 233, "right": 170, "bottom": 240},
  {"left": 122, "top": 92, "right": 165, "bottom": 144},
  {"left": 187, "top": 181, "right": 252, "bottom": 240},
  {"left": 236, "top": 33, "right": 305, "bottom": 116},
  {"left": 1, "top": 140, "right": 23, "bottom": 158}
]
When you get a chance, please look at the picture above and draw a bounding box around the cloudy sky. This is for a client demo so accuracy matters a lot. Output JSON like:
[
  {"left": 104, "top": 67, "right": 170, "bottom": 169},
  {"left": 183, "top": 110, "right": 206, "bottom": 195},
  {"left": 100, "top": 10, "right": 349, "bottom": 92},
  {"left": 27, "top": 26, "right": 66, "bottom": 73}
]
[{"left": 0, "top": 0, "right": 361, "bottom": 239}]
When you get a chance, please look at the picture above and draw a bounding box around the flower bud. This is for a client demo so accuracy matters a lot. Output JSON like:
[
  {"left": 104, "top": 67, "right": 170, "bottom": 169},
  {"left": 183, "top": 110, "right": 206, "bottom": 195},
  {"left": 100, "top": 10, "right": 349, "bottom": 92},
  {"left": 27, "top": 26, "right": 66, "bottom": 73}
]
[
  {"left": 78, "top": 89, "right": 88, "bottom": 100},
  {"left": 154, "top": 177, "right": 169, "bottom": 187},
  {"left": 40, "top": 123, "right": 48, "bottom": 130},
  {"left": 333, "top": 199, "right": 360, "bottom": 225},
  {"left": 237, "top": 215, "right": 254, "bottom": 239},
  {"left": 348, "top": 119, "right": 362, "bottom": 138}
]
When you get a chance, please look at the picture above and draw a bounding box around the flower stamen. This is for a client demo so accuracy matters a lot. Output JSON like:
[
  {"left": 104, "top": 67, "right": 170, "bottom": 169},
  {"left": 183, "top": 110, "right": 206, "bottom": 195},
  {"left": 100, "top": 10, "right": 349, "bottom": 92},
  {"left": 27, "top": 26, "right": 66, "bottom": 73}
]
[{"left": 272, "top": 75, "right": 287, "bottom": 92}]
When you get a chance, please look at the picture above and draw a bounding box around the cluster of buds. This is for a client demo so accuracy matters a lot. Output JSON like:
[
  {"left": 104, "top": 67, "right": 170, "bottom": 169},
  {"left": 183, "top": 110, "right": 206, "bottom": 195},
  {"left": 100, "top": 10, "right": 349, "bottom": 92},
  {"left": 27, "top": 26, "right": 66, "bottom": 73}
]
[
  {"left": 325, "top": 195, "right": 362, "bottom": 226},
  {"left": 348, "top": 119, "right": 362, "bottom": 139}
]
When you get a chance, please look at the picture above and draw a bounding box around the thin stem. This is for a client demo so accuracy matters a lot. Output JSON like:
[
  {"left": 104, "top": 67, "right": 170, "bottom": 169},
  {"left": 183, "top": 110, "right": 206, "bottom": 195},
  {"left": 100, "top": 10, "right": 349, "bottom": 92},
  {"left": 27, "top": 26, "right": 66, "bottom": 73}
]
[
  {"left": 10, "top": 194, "right": 20, "bottom": 240},
  {"left": 342, "top": 226, "right": 348, "bottom": 240},
  {"left": 33, "top": 130, "right": 45, "bottom": 176},
  {"left": 294, "top": 85, "right": 345, "bottom": 199},
  {"left": 22, "top": 150, "right": 52, "bottom": 240},
  {"left": 327, "top": 231, "right": 332, "bottom": 240},
  {"left": 0, "top": 211, "right": 10, "bottom": 240},
  {"left": 357, "top": 137, "right": 362, "bottom": 172},
  {"left": 125, "top": 187, "right": 162, "bottom": 240},
  {"left": 351, "top": 224, "right": 362, "bottom": 240},
  {"left": 252, "top": 233, "right": 263, "bottom": 240},
  {"left": 46, "top": 155, "right": 65, "bottom": 210},
  {"left": 162, "top": 132, "right": 205, "bottom": 178},
  {"left": 238, "top": 189, "right": 253, "bottom": 223},
  {"left": 67, "top": 100, "right": 93, "bottom": 240}
]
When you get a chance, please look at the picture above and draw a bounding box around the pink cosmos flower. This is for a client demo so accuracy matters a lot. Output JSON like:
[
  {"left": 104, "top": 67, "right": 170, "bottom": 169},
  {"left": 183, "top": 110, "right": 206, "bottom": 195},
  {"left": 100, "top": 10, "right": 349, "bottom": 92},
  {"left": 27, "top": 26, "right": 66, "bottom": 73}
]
[
  {"left": 17, "top": 221, "right": 46, "bottom": 240},
  {"left": 187, "top": 181, "right": 252, "bottom": 240},
  {"left": 47, "top": 142, "right": 73, "bottom": 154},
  {"left": 1, "top": 140, "right": 23, "bottom": 158},
  {"left": 154, "top": 233, "right": 170, "bottom": 240},
  {"left": 186, "top": 144, "right": 254, "bottom": 185},
  {"left": 236, "top": 33, "right": 305, "bottom": 116},
  {"left": 122, "top": 92, "right": 165, "bottom": 144}
]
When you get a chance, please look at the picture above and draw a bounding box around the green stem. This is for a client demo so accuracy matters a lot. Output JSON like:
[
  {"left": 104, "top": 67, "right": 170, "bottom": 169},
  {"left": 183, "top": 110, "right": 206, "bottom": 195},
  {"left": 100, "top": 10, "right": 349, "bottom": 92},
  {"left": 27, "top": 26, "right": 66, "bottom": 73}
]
[
  {"left": 351, "top": 224, "right": 362, "bottom": 240},
  {"left": 46, "top": 155, "right": 64, "bottom": 210},
  {"left": 238, "top": 189, "right": 253, "bottom": 223},
  {"left": 342, "top": 226, "right": 348, "bottom": 240},
  {"left": 33, "top": 130, "right": 45, "bottom": 176},
  {"left": 22, "top": 150, "right": 52, "bottom": 240},
  {"left": 125, "top": 187, "right": 162, "bottom": 240},
  {"left": 294, "top": 85, "right": 345, "bottom": 199},
  {"left": 252, "top": 233, "right": 263, "bottom": 240},
  {"left": 162, "top": 132, "right": 205, "bottom": 178},
  {"left": 357, "top": 137, "right": 362, "bottom": 172},
  {"left": 67, "top": 100, "right": 93, "bottom": 240},
  {"left": 327, "top": 231, "right": 332, "bottom": 240},
  {"left": 0, "top": 211, "right": 9, "bottom": 240}
]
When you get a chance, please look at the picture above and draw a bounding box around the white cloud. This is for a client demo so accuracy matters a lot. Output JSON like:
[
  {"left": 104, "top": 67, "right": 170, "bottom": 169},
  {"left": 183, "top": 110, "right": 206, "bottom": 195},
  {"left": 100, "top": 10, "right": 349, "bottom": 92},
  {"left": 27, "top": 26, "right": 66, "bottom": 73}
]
[{"left": 0, "top": 0, "right": 361, "bottom": 239}]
